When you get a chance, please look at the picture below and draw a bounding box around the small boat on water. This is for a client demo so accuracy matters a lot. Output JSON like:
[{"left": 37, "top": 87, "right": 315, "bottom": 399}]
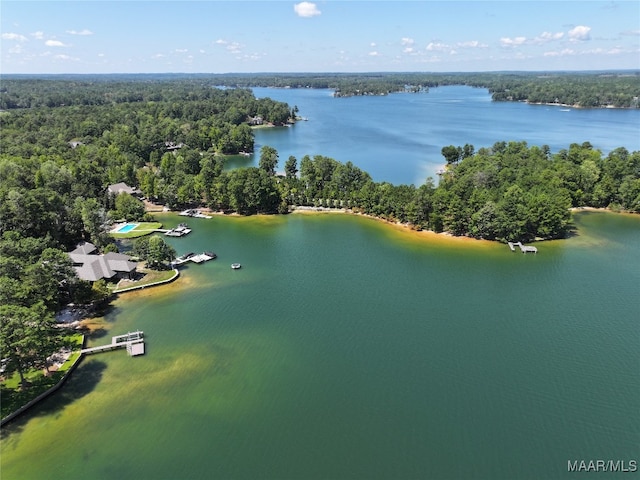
[
  {"left": 231, "top": 263, "right": 241, "bottom": 270},
  {"left": 204, "top": 251, "right": 217, "bottom": 259}
]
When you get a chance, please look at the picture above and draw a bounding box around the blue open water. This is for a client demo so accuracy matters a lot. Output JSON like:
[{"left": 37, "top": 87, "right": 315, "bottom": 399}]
[{"left": 227, "top": 86, "right": 640, "bottom": 186}]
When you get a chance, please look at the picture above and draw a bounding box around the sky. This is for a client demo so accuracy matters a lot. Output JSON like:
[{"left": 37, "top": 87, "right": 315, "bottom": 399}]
[{"left": 1, "top": 1, "right": 639, "bottom": 74}]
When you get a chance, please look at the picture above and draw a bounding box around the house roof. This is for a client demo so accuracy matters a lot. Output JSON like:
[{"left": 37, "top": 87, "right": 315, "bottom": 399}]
[
  {"left": 68, "top": 243, "right": 137, "bottom": 282},
  {"left": 107, "top": 182, "right": 140, "bottom": 195},
  {"left": 103, "top": 252, "right": 138, "bottom": 273},
  {"left": 70, "top": 241, "right": 97, "bottom": 255},
  {"left": 75, "top": 256, "right": 116, "bottom": 282}
]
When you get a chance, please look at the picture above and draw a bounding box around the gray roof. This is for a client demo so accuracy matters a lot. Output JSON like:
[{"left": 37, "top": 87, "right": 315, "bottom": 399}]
[
  {"left": 70, "top": 241, "right": 97, "bottom": 255},
  {"left": 68, "top": 244, "right": 136, "bottom": 282},
  {"left": 107, "top": 182, "right": 140, "bottom": 195},
  {"left": 103, "top": 252, "right": 138, "bottom": 273}
]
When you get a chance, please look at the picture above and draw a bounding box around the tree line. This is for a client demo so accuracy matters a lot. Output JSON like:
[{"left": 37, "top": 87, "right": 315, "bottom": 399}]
[
  {"left": 2, "top": 72, "right": 638, "bottom": 108},
  {"left": 1, "top": 78, "right": 639, "bottom": 388}
]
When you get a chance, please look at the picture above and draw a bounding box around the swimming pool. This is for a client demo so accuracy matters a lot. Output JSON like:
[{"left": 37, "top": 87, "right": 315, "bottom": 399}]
[{"left": 117, "top": 223, "right": 138, "bottom": 233}]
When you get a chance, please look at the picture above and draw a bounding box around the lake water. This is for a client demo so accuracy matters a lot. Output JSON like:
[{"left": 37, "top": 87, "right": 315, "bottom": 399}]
[
  {"left": 226, "top": 86, "right": 640, "bottom": 185},
  {"left": 1, "top": 88, "right": 639, "bottom": 480}
]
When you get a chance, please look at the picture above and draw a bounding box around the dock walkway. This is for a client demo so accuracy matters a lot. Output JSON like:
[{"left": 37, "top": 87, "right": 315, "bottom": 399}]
[
  {"left": 81, "top": 331, "right": 145, "bottom": 357},
  {"left": 508, "top": 242, "right": 538, "bottom": 253}
]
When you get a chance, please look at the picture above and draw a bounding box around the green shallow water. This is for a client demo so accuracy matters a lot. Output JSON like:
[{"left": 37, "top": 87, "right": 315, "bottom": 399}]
[{"left": 2, "top": 212, "right": 639, "bottom": 480}]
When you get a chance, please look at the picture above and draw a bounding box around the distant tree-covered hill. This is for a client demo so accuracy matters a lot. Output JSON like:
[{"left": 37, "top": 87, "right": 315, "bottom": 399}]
[{"left": 2, "top": 71, "right": 639, "bottom": 108}]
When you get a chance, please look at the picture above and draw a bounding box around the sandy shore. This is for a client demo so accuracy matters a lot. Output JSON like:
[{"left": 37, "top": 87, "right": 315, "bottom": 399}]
[
  {"left": 147, "top": 203, "right": 496, "bottom": 246},
  {"left": 290, "top": 206, "right": 496, "bottom": 247}
]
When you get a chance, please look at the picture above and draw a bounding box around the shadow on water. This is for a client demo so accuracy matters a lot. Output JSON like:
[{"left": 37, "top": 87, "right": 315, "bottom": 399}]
[
  {"left": 0, "top": 360, "right": 107, "bottom": 439},
  {"left": 564, "top": 223, "right": 580, "bottom": 239},
  {"left": 87, "top": 327, "right": 110, "bottom": 341}
]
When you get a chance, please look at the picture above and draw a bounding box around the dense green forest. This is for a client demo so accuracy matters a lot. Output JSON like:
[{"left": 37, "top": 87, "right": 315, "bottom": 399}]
[
  {"left": 1, "top": 77, "right": 638, "bottom": 246},
  {"left": 1, "top": 77, "right": 639, "bottom": 387},
  {"left": 5, "top": 71, "right": 637, "bottom": 107}
]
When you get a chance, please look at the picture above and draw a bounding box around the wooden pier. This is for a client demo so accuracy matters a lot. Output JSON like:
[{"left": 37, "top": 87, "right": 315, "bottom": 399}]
[
  {"left": 508, "top": 242, "right": 538, "bottom": 254},
  {"left": 81, "top": 331, "right": 145, "bottom": 357}
]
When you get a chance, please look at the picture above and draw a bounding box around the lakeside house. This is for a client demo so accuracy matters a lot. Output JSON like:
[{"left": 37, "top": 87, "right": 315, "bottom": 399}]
[
  {"left": 165, "top": 141, "right": 185, "bottom": 151},
  {"left": 68, "top": 242, "right": 137, "bottom": 282},
  {"left": 107, "top": 182, "right": 142, "bottom": 197}
]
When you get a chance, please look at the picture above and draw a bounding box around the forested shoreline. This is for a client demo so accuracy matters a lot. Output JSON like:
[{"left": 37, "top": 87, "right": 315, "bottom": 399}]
[
  {"left": 1, "top": 75, "right": 639, "bottom": 396},
  {"left": 1, "top": 76, "right": 639, "bottom": 249},
  {"left": 3, "top": 71, "right": 639, "bottom": 107}
]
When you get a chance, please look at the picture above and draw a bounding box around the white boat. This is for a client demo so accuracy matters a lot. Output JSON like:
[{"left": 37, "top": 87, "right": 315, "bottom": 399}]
[{"left": 231, "top": 263, "right": 241, "bottom": 270}]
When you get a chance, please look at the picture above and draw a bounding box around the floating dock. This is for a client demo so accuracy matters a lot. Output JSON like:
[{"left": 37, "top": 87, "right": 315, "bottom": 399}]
[
  {"left": 172, "top": 251, "right": 216, "bottom": 267},
  {"left": 508, "top": 242, "right": 538, "bottom": 253},
  {"left": 81, "top": 331, "right": 145, "bottom": 357},
  {"left": 178, "top": 209, "right": 211, "bottom": 219},
  {"left": 164, "top": 223, "right": 192, "bottom": 237}
]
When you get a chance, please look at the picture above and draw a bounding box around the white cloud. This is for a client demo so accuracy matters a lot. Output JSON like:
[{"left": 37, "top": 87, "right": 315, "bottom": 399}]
[
  {"left": 226, "top": 42, "right": 242, "bottom": 53},
  {"left": 370, "top": 42, "right": 376, "bottom": 47},
  {"left": 400, "top": 38, "right": 415, "bottom": 54},
  {"left": 215, "top": 39, "right": 242, "bottom": 54},
  {"left": 53, "top": 54, "right": 78, "bottom": 61},
  {"left": 456, "top": 40, "right": 488, "bottom": 48},
  {"left": 175, "top": 49, "right": 188, "bottom": 53},
  {"left": 45, "top": 39, "right": 67, "bottom": 47},
  {"left": 2, "top": 32, "right": 28, "bottom": 41},
  {"left": 32, "top": 31, "right": 45, "bottom": 40},
  {"left": 369, "top": 51, "right": 379, "bottom": 56},
  {"left": 568, "top": 25, "right": 591, "bottom": 41},
  {"left": 544, "top": 48, "right": 575, "bottom": 57},
  {"left": 534, "top": 31, "right": 564, "bottom": 44},
  {"left": 66, "top": 29, "right": 93, "bottom": 36},
  {"left": 294, "top": 2, "right": 321, "bottom": 18},
  {"left": 426, "top": 42, "right": 450, "bottom": 52},
  {"left": 621, "top": 29, "right": 640, "bottom": 36},
  {"left": 500, "top": 36, "right": 527, "bottom": 47}
]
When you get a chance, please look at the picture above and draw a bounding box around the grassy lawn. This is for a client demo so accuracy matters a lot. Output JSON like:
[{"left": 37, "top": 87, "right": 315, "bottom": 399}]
[
  {"left": 110, "top": 222, "right": 163, "bottom": 239},
  {"left": 1, "top": 333, "right": 84, "bottom": 419},
  {"left": 112, "top": 267, "right": 178, "bottom": 293}
]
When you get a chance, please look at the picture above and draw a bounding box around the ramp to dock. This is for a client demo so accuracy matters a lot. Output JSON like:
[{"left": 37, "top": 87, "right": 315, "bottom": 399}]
[{"left": 81, "top": 331, "right": 145, "bottom": 357}]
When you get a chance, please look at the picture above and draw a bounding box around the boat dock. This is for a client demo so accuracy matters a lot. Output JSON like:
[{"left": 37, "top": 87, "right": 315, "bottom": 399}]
[
  {"left": 164, "top": 223, "right": 192, "bottom": 237},
  {"left": 508, "top": 242, "right": 538, "bottom": 253},
  {"left": 179, "top": 209, "right": 212, "bottom": 219},
  {"left": 171, "top": 251, "right": 217, "bottom": 267},
  {"left": 81, "top": 331, "right": 145, "bottom": 357}
]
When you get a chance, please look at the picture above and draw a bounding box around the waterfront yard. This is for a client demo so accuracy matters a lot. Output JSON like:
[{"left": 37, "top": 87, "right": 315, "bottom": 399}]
[
  {"left": 112, "top": 266, "right": 178, "bottom": 293},
  {"left": 1, "top": 334, "right": 84, "bottom": 420},
  {"left": 110, "top": 222, "right": 163, "bottom": 239}
]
